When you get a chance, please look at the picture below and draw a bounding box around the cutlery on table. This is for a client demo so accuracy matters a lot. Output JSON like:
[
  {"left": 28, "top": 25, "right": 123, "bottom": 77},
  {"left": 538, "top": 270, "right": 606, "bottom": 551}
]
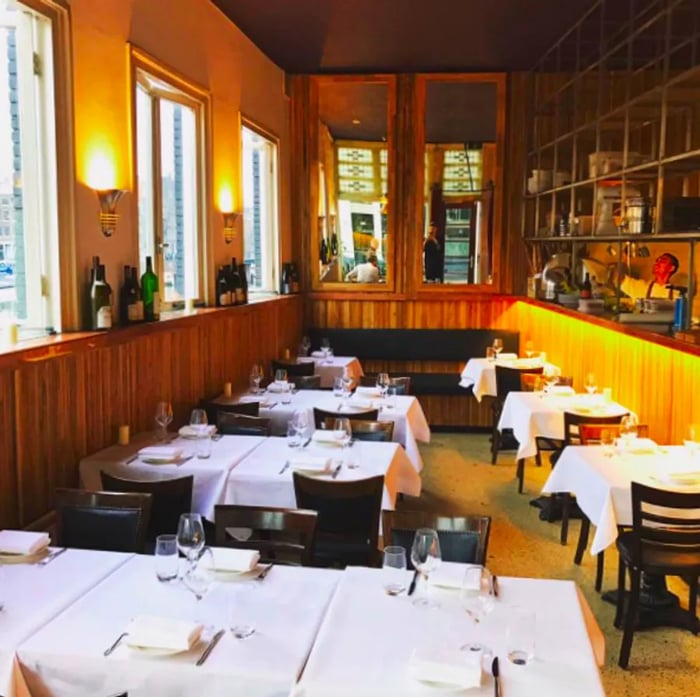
[
  {"left": 407, "top": 570, "right": 420, "bottom": 596},
  {"left": 492, "top": 656, "right": 501, "bottom": 697},
  {"left": 492, "top": 574, "right": 499, "bottom": 598},
  {"left": 331, "top": 464, "right": 342, "bottom": 479},
  {"left": 196, "top": 629, "right": 225, "bottom": 667},
  {"left": 103, "top": 632, "right": 128, "bottom": 657},
  {"left": 255, "top": 562, "right": 274, "bottom": 581},
  {"left": 125, "top": 454, "right": 139, "bottom": 464},
  {"left": 267, "top": 402, "right": 278, "bottom": 410},
  {"left": 36, "top": 547, "right": 67, "bottom": 566},
  {"left": 211, "top": 433, "right": 223, "bottom": 442},
  {"left": 301, "top": 437, "right": 312, "bottom": 448},
  {"left": 278, "top": 461, "right": 290, "bottom": 475},
  {"left": 176, "top": 455, "right": 194, "bottom": 467}
]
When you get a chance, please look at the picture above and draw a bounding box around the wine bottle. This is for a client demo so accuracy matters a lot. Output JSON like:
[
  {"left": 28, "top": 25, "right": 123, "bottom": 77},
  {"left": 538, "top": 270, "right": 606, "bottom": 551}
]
[
  {"left": 130, "top": 266, "right": 144, "bottom": 321},
  {"left": 330, "top": 233, "right": 339, "bottom": 257},
  {"left": 238, "top": 262, "right": 249, "bottom": 304},
  {"left": 91, "top": 264, "right": 112, "bottom": 330},
  {"left": 119, "top": 265, "right": 134, "bottom": 325},
  {"left": 320, "top": 238, "right": 329, "bottom": 264},
  {"left": 290, "top": 262, "right": 300, "bottom": 294},
  {"left": 141, "top": 255, "right": 160, "bottom": 322},
  {"left": 580, "top": 272, "right": 592, "bottom": 299},
  {"left": 230, "top": 257, "right": 244, "bottom": 305},
  {"left": 216, "top": 266, "right": 230, "bottom": 307},
  {"left": 280, "top": 263, "right": 291, "bottom": 295}
]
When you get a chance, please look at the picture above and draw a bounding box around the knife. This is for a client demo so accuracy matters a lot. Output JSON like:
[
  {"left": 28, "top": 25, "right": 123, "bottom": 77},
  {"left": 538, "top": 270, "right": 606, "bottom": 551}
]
[
  {"left": 196, "top": 629, "right": 225, "bottom": 667},
  {"left": 301, "top": 437, "right": 312, "bottom": 448},
  {"left": 36, "top": 547, "right": 68, "bottom": 566},
  {"left": 278, "top": 461, "right": 290, "bottom": 475},
  {"left": 125, "top": 454, "right": 138, "bottom": 464},
  {"left": 331, "top": 463, "right": 342, "bottom": 479},
  {"left": 255, "top": 562, "right": 275, "bottom": 581},
  {"left": 407, "top": 569, "right": 420, "bottom": 596},
  {"left": 492, "top": 656, "right": 501, "bottom": 697},
  {"left": 492, "top": 574, "right": 499, "bottom": 598}
]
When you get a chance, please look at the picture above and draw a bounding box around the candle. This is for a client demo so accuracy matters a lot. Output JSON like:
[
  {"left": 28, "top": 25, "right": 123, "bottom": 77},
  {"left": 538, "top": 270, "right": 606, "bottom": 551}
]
[
  {"left": 118, "top": 425, "right": 130, "bottom": 446},
  {"left": 4, "top": 322, "right": 17, "bottom": 346},
  {"left": 602, "top": 387, "right": 612, "bottom": 402},
  {"left": 185, "top": 298, "right": 195, "bottom": 314},
  {"left": 284, "top": 347, "right": 291, "bottom": 360},
  {"left": 223, "top": 382, "right": 232, "bottom": 398}
]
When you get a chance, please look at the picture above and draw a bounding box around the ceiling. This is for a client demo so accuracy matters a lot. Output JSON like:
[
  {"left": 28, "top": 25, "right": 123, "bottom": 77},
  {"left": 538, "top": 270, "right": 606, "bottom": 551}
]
[{"left": 211, "top": 0, "right": 596, "bottom": 74}]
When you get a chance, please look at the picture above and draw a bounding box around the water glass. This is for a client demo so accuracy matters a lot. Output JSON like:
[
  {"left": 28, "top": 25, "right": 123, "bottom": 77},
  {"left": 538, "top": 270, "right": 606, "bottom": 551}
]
[
  {"left": 274, "top": 368, "right": 288, "bottom": 383},
  {"left": 492, "top": 338, "right": 504, "bottom": 358},
  {"left": 154, "top": 534, "right": 179, "bottom": 582},
  {"left": 410, "top": 528, "right": 442, "bottom": 607},
  {"left": 196, "top": 435, "right": 212, "bottom": 459},
  {"left": 154, "top": 401, "right": 173, "bottom": 440},
  {"left": 287, "top": 420, "right": 301, "bottom": 447},
  {"left": 600, "top": 428, "right": 616, "bottom": 458},
  {"left": 382, "top": 546, "right": 407, "bottom": 596},
  {"left": 385, "top": 385, "right": 398, "bottom": 410},
  {"left": 333, "top": 376, "right": 344, "bottom": 398},
  {"left": 229, "top": 582, "right": 259, "bottom": 639},
  {"left": 189, "top": 408, "right": 209, "bottom": 435},
  {"left": 177, "top": 513, "right": 206, "bottom": 563},
  {"left": 507, "top": 608, "right": 536, "bottom": 665},
  {"left": 280, "top": 383, "right": 292, "bottom": 404}
]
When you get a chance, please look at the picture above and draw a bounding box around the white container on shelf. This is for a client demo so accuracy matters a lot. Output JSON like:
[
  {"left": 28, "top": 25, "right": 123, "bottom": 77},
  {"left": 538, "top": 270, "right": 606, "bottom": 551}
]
[{"left": 588, "top": 151, "right": 646, "bottom": 178}]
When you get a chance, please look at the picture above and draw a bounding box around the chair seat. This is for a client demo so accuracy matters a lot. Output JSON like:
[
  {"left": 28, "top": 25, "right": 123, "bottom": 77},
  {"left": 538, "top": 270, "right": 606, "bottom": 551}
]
[
  {"left": 313, "top": 536, "right": 378, "bottom": 568},
  {"left": 617, "top": 531, "right": 700, "bottom": 573}
]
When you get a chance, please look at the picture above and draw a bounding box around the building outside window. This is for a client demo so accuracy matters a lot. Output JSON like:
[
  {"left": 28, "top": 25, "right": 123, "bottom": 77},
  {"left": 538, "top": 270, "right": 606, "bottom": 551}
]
[{"left": 241, "top": 122, "right": 279, "bottom": 293}]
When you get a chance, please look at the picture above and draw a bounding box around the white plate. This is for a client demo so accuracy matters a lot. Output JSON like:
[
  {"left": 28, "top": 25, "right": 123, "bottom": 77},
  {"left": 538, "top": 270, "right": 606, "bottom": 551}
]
[{"left": 210, "top": 565, "right": 261, "bottom": 581}]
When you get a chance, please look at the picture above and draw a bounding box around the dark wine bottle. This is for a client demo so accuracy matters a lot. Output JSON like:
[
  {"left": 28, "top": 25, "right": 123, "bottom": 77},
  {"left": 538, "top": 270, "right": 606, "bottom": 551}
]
[
  {"left": 141, "top": 256, "right": 160, "bottom": 322},
  {"left": 290, "top": 262, "right": 300, "bottom": 294},
  {"left": 580, "top": 272, "right": 592, "bottom": 299},
  {"left": 238, "top": 262, "right": 249, "bottom": 304},
  {"left": 320, "top": 238, "right": 329, "bottom": 264},
  {"left": 330, "top": 233, "right": 339, "bottom": 256},
  {"left": 280, "top": 263, "right": 291, "bottom": 295},
  {"left": 119, "top": 265, "right": 133, "bottom": 325},
  {"left": 91, "top": 264, "right": 112, "bottom": 330},
  {"left": 216, "top": 266, "right": 231, "bottom": 307},
  {"left": 130, "top": 267, "right": 144, "bottom": 321},
  {"left": 230, "top": 257, "right": 244, "bottom": 305}
]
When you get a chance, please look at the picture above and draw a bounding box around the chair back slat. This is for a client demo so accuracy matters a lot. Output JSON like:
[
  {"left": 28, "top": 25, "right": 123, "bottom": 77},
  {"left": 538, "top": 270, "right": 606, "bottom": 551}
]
[
  {"left": 313, "top": 407, "right": 379, "bottom": 430},
  {"left": 217, "top": 413, "right": 271, "bottom": 436},
  {"left": 350, "top": 420, "right": 395, "bottom": 442},
  {"left": 271, "top": 360, "right": 316, "bottom": 378},
  {"left": 563, "top": 412, "right": 628, "bottom": 446},
  {"left": 295, "top": 375, "right": 322, "bottom": 390},
  {"left": 494, "top": 365, "right": 543, "bottom": 399}
]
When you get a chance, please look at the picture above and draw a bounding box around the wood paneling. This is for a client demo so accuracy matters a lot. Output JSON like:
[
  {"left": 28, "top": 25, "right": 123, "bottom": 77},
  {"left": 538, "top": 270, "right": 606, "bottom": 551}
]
[{"left": 0, "top": 297, "right": 303, "bottom": 529}]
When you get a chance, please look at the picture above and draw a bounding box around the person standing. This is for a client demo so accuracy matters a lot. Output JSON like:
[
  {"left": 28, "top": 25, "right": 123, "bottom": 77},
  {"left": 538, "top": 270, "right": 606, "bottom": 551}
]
[{"left": 424, "top": 222, "right": 442, "bottom": 282}]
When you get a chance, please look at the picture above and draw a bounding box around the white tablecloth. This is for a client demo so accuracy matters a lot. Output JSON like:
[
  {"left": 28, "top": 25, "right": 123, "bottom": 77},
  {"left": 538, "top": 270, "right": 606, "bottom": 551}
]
[
  {"left": 226, "top": 437, "right": 421, "bottom": 512},
  {"left": 299, "top": 355, "right": 363, "bottom": 389},
  {"left": 459, "top": 358, "right": 555, "bottom": 402},
  {"left": 294, "top": 566, "right": 605, "bottom": 697},
  {"left": 542, "top": 444, "right": 695, "bottom": 555},
  {"left": 1, "top": 549, "right": 132, "bottom": 696},
  {"left": 497, "top": 392, "right": 629, "bottom": 460},
  {"left": 234, "top": 390, "right": 430, "bottom": 472},
  {"left": 16, "top": 554, "right": 340, "bottom": 697},
  {"left": 80, "top": 434, "right": 267, "bottom": 520}
]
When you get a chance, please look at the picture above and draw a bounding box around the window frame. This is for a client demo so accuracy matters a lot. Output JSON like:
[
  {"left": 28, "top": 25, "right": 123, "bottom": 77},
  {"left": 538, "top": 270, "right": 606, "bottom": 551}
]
[{"left": 129, "top": 45, "right": 211, "bottom": 309}]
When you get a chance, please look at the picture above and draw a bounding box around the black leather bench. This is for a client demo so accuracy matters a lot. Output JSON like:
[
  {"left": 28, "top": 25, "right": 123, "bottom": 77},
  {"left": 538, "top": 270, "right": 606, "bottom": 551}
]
[{"left": 306, "top": 328, "right": 520, "bottom": 396}]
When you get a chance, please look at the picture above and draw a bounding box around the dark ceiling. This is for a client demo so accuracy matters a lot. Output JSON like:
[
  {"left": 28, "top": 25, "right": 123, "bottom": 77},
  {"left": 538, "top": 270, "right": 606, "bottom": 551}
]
[{"left": 211, "top": 0, "right": 595, "bottom": 74}]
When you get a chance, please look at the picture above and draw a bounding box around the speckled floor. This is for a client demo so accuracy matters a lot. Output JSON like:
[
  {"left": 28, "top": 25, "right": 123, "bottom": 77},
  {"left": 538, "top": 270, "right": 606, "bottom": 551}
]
[{"left": 412, "top": 432, "right": 700, "bottom": 696}]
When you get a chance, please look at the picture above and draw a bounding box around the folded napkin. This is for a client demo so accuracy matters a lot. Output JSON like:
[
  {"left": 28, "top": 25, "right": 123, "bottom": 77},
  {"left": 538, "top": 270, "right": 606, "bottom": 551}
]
[
  {"left": 409, "top": 648, "right": 481, "bottom": 688},
  {"left": 622, "top": 438, "right": 658, "bottom": 455},
  {"left": 495, "top": 352, "right": 518, "bottom": 361},
  {"left": 266, "top": 381, "right": 290, "bottom": 393},
  {"left": 203, "top": 547, "right": 261, "bottom": 572},
  {"left": 355, "top": 386, "right": 382, "bottom": 398},
  {"left": 137, "top": 446, "right": 184, "bottom": 460},
  {"left": 289, "top": 455, "right": 332, "bottom": 472},
  {"left": 297, "top": 357, "right": 316, "bottom": 363},
  {"left": 178, "top": 424, "right": 217, "bottom": 438},
  {"left": 428, "top": 561, "right": 472, "bottom": 589},
  {"left": 312, "top": 429, "right": 342, "bottom": 445},
  {"left": 126, "top": 615, "right": 203, "bottom": 651},
  {"left": 0, "top": 530, "right": 50, "bottom": 555},
  {"left": 547, "top": 385, "right": 576, "bottom": 396},
  {"left": 349, "top": 396, "right": 374, "bottom": 409},
  {"left": 311, "top": 350, "right": 326, "bottom": 358}
]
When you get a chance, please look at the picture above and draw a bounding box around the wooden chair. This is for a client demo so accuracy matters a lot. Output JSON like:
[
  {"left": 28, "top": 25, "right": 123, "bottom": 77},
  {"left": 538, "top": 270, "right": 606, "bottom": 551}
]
[
  {"left": 313, "top": 407, "right": 379, "bottom": 430},
  {"left": 200, "top": 399, "right": 259, "bottom": 425},
  {"left": 614, "top": 482, "right": 700, "bottom": 668},
  {"left": 214, "top": 505, "right": 318, "bottom": 566},
  {"left": 295, "top": 375, "right": 322, "bottom": 390},
  {"left": 493, "top": 364, "right": 543, "bottom": 471},
  {"left": 99, "top": 472, "right": 193, "bottom": 549},
  {"left": 217, "top": 413, "right": 271, "bottom": 436},
  {"left": 271, "top": 360, "right": 316, "bottom": 378},
  {"left": 55, "top": 489, "right": 152, "bottom": 553},
  {"left": 382, "top": 510, "right": 491, "bottom": 566},
  {"left": 359, "top": 375, "right": 411, "bottom": 395},
  {"left": 350, "top": 420, "right": 395, "bottom": 442},
  {"left": 293, "top": 473, "right": 384, "bottom": 568}
]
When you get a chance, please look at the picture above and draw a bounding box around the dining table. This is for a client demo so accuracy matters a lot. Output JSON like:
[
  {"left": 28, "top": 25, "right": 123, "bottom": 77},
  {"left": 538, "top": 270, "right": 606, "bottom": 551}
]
[
  {"left": 300, "top": 353, "right": 364, "bottom": 389},
  {"left": 459, "top": 356, "right": 555, "bottom": 402},
  {"left": 225, "top": 436, "right": 422, "bottom": 512},
  {"left": 15, "top": 553, "right": 340, "bottom": 697},
  {"left": 0, "top": 548, "right": 133, "bottom": 697},
  {"left": 293, "top": 565, "right": 605, "bottom": 697}
]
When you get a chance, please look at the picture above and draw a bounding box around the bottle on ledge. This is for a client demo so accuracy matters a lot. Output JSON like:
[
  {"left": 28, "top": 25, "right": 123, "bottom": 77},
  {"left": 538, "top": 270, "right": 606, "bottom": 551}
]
[
  {"left": 290, "top": 262, "right": 300, "bottom": 294},
  {"left": 580, "top": 272, "right": 592, "bottom": 299},
  {"left": 230, "top": 257, "right": 244, "bottom": 305},
  {"left": 216, "top": 265, "right": 231, "bottom": 307},
  {"left": 237, "top": 262, "right": 249, "bottom": 304},
  {"left": 119, "top": 265, "right": 136, "bottom": 325},
  {"left": 130, "top": 266, "right": 144, "bottom": 321},
  {"left": 141, "top": 256, "right": 160, "bottom": 322},
  {"left": 320, "top": 237, "right": 329, "bottom": 265},
  {"left": 330, "top": 232, "right": 339, "bottom": 257},
  {"left": 280, "top": 263, "right": 291, "bottom": 295},
  {"left": 91, "top": 263, "right": 112, "bottom": 330}
]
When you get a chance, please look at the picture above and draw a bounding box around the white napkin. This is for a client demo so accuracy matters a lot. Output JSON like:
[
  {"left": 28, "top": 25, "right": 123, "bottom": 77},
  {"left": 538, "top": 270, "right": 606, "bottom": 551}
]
[
  {"left": 409, "top": 648, "right": 482, "bottom": 688},
  {"left": 126, "top": 615, "right": 203, "bottom": 651},
  {"left": 312, "top": 429, "right": 342, "bottom": 445},
  {"left": 178, "top": 425, "right": 217, "bottom": 438},
  {"left": 0, "top": 530, "right": 50, "bottom": 555},
  {"left": 547, "top": 385, "right": 576, "bottom": 396},
  {"left": 297, "top": 357, "right": 316, "bottom": 363},
  {"left": 203, "top": 547, "right": 260, "bottom": 572},
  {"left": 495, "top": 352, "right": 518, "bottom": 361},
  {"left": 349, "top": 395, "right": 374, "bottom": 409},
  {"left": 267, "top": 381, "right": 290, "bottom": 393},
  {"left": 428, "top": 562, "right": 471, "bottom": 589},
  {"left": 355, "top": 386, "right": 382, "bottom": 398},
  {"left": 289, "top": 455, "right": 332, "bottom": 472},
  {"left": 311, "top": 350, "right": 326, "bottom": 358},
  {"left": 622, "top": 438, "right": 658, "bottom": 455},
  {"left": 138, "top": 446, "right": 183, "bottom": 460}
]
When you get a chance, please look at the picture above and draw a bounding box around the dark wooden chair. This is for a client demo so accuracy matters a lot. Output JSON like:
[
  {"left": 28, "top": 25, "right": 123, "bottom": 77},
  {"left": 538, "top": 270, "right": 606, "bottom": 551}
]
[
  {"left": 200, "top": 399, "right": 260, "bottom": 425},
  {"left": 271, "top": 360, "right": 316, "bottom": 378},
  {"left": 493, "top": 364, "right": 543, "bottom": 473},
  {"left": 295, "top": 375, "right": 322, "bottom": 390},
  {"left": 55, "top": 489, "right": 152, "bottom": 553},
  {"left": 313, "top": 407, "right": 379, "bottom": 430},
  {"left": 214, "top": 505, "right": 318, "bottom": 566},
  {"left": 293, "top": 473, "right": 384, "bottom": 568},
  {"left": 99, "top": 472, "right": 193, "bottom": 549},
  {"left": 217, "top": 413, "right": 271, "bottom": 436},
  {"left": 615, "top": 482, "right": 700, "bottom": 668},
  {"left": 382, "top": 510, "right": 491, "bottom": 567},
  {"left": 350, "top": 420, "right": 395, "bottom": 442},
  {"left": 359, "top": 375, "right": 411, "bottom": 395}
]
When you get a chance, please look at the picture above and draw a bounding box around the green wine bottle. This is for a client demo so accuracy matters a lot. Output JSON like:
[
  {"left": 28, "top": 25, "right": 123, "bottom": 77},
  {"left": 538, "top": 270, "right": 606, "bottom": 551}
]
[{"left": 141, "top": 256, "right": 160, "bottom": 322}]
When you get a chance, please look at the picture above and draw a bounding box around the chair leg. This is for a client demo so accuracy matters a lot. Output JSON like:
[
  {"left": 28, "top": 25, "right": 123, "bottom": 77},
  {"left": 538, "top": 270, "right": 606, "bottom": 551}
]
[
  {"left": 491, "top": 427, "right": 499, "bottom": 464},
  {"left": 560, "top": 494, "right": 570, "bottom": 545},
  {"left": 574, "top": 516, "right": 590, "bottom": 565},
  {"left": 535, "top": 451, "right": 542, "bottom": 467},
  {"left": 516, "top": 459, "right": 524, "bottom": 493},
  {"left": 619, "top": 567, "right": 641, "bottom": 669},
  {"left": 688, "top": 575, "right": 699, "bottom": 635},
  {"left": 614, "top": 556, "right": 626, "bottom": 629},
  {"left": 595, "top": 551, "right": 605, "bottom": 592}
]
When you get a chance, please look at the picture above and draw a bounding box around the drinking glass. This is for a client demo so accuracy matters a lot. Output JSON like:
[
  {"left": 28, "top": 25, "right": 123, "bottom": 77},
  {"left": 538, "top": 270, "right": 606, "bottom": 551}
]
[
  {"left": 492, "top": 338, "right": 504, "bottom": 358},
  {"left": 189, "top": 408, "right": 209, "bottom": 435},
  {"left": 292, "top": 410, "right": 309, "bottom": 440},
  {"left": 382, "top": 546, "right": 407, "bottom": 596},
  {"left": 385, "top": 385, "right": 398, "bottom": 410},
  {"left": 301, "top": 335, "right": 311, "bottom": 356},
  {"left": 600, "top": 428, "right": 616, "bottom": 458},
  {"left": 620, "top": 413, "right": 639, "bottom": 445},
  {"left": 524, "top": 340, "right": 535, "bottom": 359},
  {"left": 341, "top": 368, "right": 354, "bottom": 394},
  {"left": 182, "top": 547, "right": 215, "bottom": 622},
  {"left": 154, "top": 534, "right": 179, "bottom": 582},
  {"left": 377, "top": 372, "right": 391, "bottom": 399},
  {"left": 333, "top": 417, "right": 352, "bottom": 463},
  {"left": 460, "top": 566, "right": 495, "bottom": 652},
  {"left": 229, "top": 582, "right": 259, "bottom": 639},
  {"left": 320, "top": 337, "right": 331, "bottom": 359},
  {"left": 154, "top": 401, "right": 173, "bottom": 441},
  {"left": 177, "top": 513, "right": 206, "bottom": 565},
  {"left": 250, "top": 364, "right": 263, "bottom": 394},
  {"left": 287, "top": 419, "right": 301, "bottom": 448},
  {"left": 196, "top": 435, "right": 212, "bottom": 459},
  {"left": 506, "top": 608, "right": 536, "bottom": 665},
  {"left": 543, "top": 365, "right": 560, "bottom": 392},
  {"left": 486, "top": 346, "right": 496, "bottom": 362},
  {"left": 280, "top": 382, "right": 292, "bottom": 405},
  {"left": 410, "top": 528, "right": 442, "bottom": 607},
  {"left": 333, "top": 376, "right": 344, "bottom": 398},
  {"left": 274, "top": 368, "right": 288, "bottom": 383},
  {"left": 584, "top": 372, "right": 597, "bottom": 395}
]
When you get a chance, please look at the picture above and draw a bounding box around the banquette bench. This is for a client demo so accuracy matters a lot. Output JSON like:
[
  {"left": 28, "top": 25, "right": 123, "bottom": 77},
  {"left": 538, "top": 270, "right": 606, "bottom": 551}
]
[{"left": 306, "top": 328, "right": 520, "bottom": 427}]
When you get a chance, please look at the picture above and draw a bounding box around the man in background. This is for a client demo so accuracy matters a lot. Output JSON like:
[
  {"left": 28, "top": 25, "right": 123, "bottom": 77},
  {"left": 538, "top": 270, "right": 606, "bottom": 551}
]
[{"left": 345, "top": 253, "right": 379, "bottom": 283}]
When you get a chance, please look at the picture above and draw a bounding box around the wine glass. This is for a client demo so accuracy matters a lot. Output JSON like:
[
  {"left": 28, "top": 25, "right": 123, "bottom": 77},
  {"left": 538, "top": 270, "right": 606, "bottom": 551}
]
[
  {"left": 182, "top": 547, "right": 216, "bottom": 625},
  {"left": 410, "top": 528, "right": 442, "bottom": 607},
  {"left": 177, "top": 513, "right": 206, "bottom": 565},
  {"left": 154, "top": 401, "right": 173, "bottom": 441},
  {"left": 584, "top": 372, "right": 597, "bottom": 395},
  {"left": 543, "top": 365, "right": 560, "bottom": 392},
  {"left": 274, "top": 368, "right": 288, "bottom": 383},
  {"left": 341, "top": 367, "right": 354, "bottom": 395},
  {"left": 189, "top": 408, "right": 209, "bottom": 437},
  {"left": 382, "top": 546, "right": 408, "bottom": 596},
  {"left": 492, "top": 338, "right": 504, "bottom": 359},
  {"left": 301, "top": 335, "right": 311, "bottom": 356},
  {"left": 292, "top": 409, "right": 309, "bottom": 441},
  {"left": 460, "top": 566, "right": 495, "bottom": 651},
  {"left": 376, "top": 372, "right": 391, "bottom": 399},
  {"left": 250, "top": 364, "right": 263, "bottom": 393},
  {"left": 619, "top": 413, "right": 639, "bottom": 447},
  {"left": 320, "top": 337, "right": 331, "bottom": 358},
  {"left": 524, "top": 340, "right": 535, "bottom": 359},
  {"left": 333, "top": 417, "right": 353, "bottom": 465},
  {"left": 600, "top": 428, "right": 616, "bottom": 458}
]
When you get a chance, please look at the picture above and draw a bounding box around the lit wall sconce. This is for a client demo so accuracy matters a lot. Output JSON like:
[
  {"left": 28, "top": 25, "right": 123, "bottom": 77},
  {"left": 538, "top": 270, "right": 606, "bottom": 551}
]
[
  {"left": 95, "top": 189, "right": 126, "bottom": 237},
  {"left": 223, "top": 211, "right": 239, "bottom": 244}
]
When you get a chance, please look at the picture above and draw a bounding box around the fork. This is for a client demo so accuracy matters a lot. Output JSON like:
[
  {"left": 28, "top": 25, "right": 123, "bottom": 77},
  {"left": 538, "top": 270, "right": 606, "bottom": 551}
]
[
  {"left": 278, "top": 461, "right": 290, "bottom": 475},
  {"left": 255, "top": 562, "right": 274, "bottom": 581},
  {"left": 103, "top": 632, "right": 128, "bottom": 657},
  {"left": 36, "top": 547, "right": 67, "bottom": 566}
]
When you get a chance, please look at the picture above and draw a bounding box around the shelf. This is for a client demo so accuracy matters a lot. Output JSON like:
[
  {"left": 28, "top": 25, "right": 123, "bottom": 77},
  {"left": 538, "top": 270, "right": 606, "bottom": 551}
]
[{"left": 523, "top": 231, "right": 700, "bottom": 243}]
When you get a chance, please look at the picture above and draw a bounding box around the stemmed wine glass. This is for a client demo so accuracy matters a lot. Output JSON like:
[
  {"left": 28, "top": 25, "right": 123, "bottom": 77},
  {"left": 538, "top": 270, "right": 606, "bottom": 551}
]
[
  {"left": 301, "top": 336, "right": 311, "bottom": 357},
  {"left": 619, "top": 413, "right": 639, "bottom": 446},
  {"left": 584, "top": 372, "right": 597, "bottom": 395},
  {"left": 524, "top": 340, "right": 535, "bottom": 359},
  {"left": 377, "top": 372, "right": 391, "bottom": 399},
  {"left": 292, "top": 409, "right": 310, "bottom": 442},
  {"left": 542, "top": 365, "right": 560, "bottom": 392},
  {"left": 410, "top": 528, "right": 442, "bottom": 607},
  {"left": 250, "top": 364, "right": 263, "bottom": 394},
  {"left": 333, "top": 417, "right": 353, "bottom": 466},
  {"left": 460, "top": 566, "right": 495, "bottom": 651},
  {"left": 190, "top": 409, "right": 210, "bottom": 458},
  {"left": 182, "top": 547, "right": 216, "bottom": 624},
  {"left": 320, "top": 338, "right": 331, "bottom": 359},
  {"left": 177, "top": 513, "right": 206, "bottom": 567},
  {"left": 341, "top": 368, "right": 354, "bottom": 401},
  {"left": 154, "top": 401, "right": 173, "bottom": 441},
  {"left": 492, "top": 338, "right": 504, "bottom": 359}
]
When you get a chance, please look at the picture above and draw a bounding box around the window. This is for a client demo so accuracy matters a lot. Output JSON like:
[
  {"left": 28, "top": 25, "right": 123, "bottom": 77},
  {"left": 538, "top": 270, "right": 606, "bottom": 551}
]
[
  {"left": 241, "top": 123, "right": 279, "bottom": 293},
  {"left": 0, "top": 0, "right": 61, "bottom": 334},
  {"left": 133, "top": 50, "right": 208, "bottom": 306}
]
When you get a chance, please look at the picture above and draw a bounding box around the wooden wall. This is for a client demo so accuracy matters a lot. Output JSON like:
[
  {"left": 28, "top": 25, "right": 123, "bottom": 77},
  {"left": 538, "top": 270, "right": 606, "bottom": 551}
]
[{"left": 0, "top": 298, "right": 303, "bottom": 529}]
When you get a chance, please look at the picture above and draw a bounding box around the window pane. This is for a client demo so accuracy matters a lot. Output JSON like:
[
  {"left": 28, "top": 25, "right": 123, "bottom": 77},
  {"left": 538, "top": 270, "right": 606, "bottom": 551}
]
[{"left": 136, "top": 85, "right": 155, "bottom": 272}]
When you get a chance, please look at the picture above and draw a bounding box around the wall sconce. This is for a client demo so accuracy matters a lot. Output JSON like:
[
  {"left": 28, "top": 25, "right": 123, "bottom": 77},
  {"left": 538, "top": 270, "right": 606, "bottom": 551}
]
[
  {"left": 95, "top": 189, "right": 125, "bottom": 237},
  {"left": 223, "top": 212, "right": 239, "bottom": 244}
]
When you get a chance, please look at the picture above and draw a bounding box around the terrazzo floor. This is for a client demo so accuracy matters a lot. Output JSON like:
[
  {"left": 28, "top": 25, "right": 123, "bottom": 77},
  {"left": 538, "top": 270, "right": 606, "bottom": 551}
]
[{"left": 411, "top": 432, "right": 700, "bottom": 697}]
